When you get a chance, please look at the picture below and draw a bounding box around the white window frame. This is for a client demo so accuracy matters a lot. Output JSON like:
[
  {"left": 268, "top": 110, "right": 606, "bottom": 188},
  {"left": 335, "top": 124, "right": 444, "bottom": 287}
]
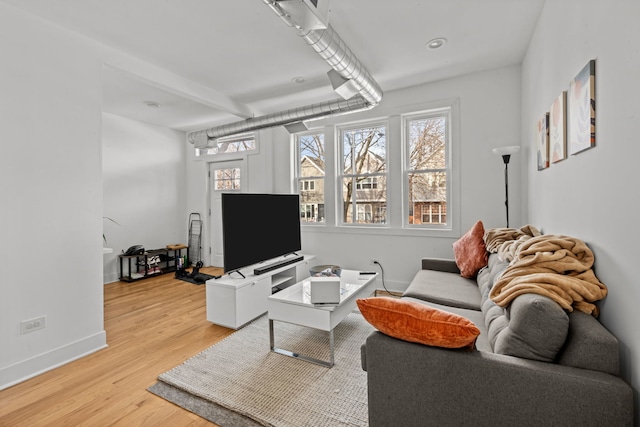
[
  {"left": 402, "top": 108, "right": 452, "bottom": 230},
  {"left": 195, "top": 132, "right": 257, "bottom": 158},
  {"left": 213, "top": 166, "right": 242, "bottom": 191},
  {"left": 291, "top": 98, "right": 460, "bottom": 238},
  {"left": 294, "top": 130, "right": 326, "bottom": 225},
  {"left": 337, "top": 120, "right": 388, "bottom": 227}
]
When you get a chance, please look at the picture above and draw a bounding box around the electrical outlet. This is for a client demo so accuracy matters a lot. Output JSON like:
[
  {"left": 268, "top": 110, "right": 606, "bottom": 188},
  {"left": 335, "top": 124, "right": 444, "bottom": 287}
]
[{"left": 20, "top": 316, "right": 46, "bottom": 335}]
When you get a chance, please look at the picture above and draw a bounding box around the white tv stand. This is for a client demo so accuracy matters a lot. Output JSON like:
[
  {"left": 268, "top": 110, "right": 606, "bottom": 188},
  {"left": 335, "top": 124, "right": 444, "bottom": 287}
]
[{"left": 205, "top": 254, "right": 316, "bottom": 329}]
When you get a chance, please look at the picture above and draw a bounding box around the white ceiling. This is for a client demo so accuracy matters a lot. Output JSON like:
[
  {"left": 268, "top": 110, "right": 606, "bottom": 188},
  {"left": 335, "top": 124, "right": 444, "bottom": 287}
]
[{"left": 4, "top": 0, "right": 546, "bottom": 132}]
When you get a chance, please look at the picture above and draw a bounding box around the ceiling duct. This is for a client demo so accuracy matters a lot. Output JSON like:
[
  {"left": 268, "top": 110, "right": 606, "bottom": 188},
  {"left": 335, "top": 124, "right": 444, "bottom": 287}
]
[{"left": 187, "top": 0, "right": 383, "bottom": 148}]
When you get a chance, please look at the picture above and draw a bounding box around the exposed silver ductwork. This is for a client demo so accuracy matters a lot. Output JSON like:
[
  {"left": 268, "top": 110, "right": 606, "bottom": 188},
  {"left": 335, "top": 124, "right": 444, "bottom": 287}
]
[{"left": 187, "top": 0, "right": 383, "bottom": 148}]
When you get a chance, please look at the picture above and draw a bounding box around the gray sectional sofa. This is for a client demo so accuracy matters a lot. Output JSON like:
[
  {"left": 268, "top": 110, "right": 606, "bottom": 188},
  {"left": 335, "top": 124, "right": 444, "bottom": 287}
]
[{"left": 360, "top": 254, "right": 635, "bottom": 426}]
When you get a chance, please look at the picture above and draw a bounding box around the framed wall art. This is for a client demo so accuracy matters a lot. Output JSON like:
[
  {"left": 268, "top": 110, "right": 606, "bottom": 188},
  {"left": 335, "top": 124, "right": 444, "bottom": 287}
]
[
  {"left": 568, "top": 59, "right": 596, "bottom": 155},
  {"left": 549, "top": 91, "right": 567, "bottom": 163},
  {"left": 536, "top": 112, "right": 550, "bottom": 171}
]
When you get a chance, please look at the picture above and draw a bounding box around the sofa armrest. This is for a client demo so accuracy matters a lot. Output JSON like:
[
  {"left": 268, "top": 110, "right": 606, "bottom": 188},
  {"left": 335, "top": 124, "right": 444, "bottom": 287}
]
[
  {"left": 363, "top": 331, "right": 634, "bottom": 426},
  {"left": 421, "top": 257, "right": 460, "bottom": 274}
]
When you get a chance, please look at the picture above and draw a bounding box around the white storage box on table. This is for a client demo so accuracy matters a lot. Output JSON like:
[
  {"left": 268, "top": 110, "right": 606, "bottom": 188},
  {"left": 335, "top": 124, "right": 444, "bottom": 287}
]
[{"left": 310, "top": 276, "right": 341, "bottom": 304}]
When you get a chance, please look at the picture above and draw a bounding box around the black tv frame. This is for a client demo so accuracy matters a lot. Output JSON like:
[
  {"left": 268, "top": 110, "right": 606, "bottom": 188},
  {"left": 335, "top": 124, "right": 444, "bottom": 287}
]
[{"left": 221, "top": 193, "right": 302, "bottom": 276}]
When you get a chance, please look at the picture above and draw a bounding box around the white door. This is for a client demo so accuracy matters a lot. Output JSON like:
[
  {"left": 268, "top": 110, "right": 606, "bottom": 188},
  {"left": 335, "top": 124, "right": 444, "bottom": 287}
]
[{"left": 209, "top": 159, "right": 246, "bottom": 268}]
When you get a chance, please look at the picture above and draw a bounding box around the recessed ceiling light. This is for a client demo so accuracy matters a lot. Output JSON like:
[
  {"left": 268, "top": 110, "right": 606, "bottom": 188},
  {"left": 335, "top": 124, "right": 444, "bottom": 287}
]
[
  {"left": 144, "top": 100, "right": 160, "bottom": 108},
  {"left": 426, "top": 38, "right": 447, "bottom": 50},
  {"left": 291, "top": 76, "right": 306, "bottom": 84}
]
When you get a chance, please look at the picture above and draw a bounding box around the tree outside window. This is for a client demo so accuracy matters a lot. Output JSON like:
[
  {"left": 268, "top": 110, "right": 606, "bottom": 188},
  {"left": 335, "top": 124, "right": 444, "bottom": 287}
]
[
  {"left": 339, "top": 124, "right": 387, "bottom": 224},
  {"left": 215, "top": 167, "right": 241, "bottom": 190},
  {"left": 405, "top": 112, "right": 448, "bottom": 226}
]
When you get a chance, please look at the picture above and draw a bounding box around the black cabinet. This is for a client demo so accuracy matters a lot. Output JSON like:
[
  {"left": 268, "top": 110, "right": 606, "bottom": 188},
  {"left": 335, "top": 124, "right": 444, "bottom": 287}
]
[{"left": 118, "top": 247, "right": 185, "bottom": 282}]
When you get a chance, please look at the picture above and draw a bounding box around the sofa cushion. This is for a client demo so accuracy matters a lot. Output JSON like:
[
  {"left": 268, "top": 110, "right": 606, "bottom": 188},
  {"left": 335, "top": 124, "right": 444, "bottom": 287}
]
[
  {"left": 556, "top": 311, "right": 621, "bottom": 375},
  {"left": 453, "top": 220, "right": 489, "bottom": 278},
  {"left": 477, "top": 254, "right": 509, "bottom": 300},
  {"left": 404, "top": 269, "right": 482, "bottom": 311},
  {"left": 483, "top": 293, "right": 569, "bottom": 362},
  {"left": 478, "top": 253, "right": 570, "bottom": 362},
  {"left": 357, "top": 297, "right": 480, "bottom": 349}
]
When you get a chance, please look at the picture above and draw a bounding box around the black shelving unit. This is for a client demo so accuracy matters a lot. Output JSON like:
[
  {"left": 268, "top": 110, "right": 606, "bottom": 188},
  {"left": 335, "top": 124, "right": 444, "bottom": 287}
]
[{"left": 118, "top": 247, "right": 185, "bottom": 282}]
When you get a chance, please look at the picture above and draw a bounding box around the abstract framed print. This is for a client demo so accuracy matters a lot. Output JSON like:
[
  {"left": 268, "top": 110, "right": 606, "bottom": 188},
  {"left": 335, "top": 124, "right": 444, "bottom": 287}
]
[
  {"left": 549, "top": 91, "right": 567, "bottom": 163},
  {"left": 536, "top": 112, "right": 550, "bottom": 171},
  {"left": 568, "top": 60, "right": 596, "bottom": 155}
]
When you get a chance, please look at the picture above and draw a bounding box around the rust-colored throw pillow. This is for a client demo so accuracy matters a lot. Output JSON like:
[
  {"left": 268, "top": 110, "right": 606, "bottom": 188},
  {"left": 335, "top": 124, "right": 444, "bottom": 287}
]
[
  {"left": 357, "top": 297, "right": 480, "bottom": 349},
  {"left": 453, "top": 220, "right": 489, "bottom": 278}
]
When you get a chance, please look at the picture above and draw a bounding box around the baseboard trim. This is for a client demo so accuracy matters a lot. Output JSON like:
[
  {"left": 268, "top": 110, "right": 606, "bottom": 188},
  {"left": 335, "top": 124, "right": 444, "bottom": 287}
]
[
  {"left": 0, "top": 331, "right": 108, "bottom": 390},
  {"left": 103, "top": 272, "right": 120, "bottom": 284}
]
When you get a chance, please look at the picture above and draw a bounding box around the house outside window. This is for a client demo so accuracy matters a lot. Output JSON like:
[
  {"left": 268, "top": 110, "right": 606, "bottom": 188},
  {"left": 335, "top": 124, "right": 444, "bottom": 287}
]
[
  {"left": 404, "top": 110, "right": 450, "bottom": 227},
  {"left": 339, "top": 123, "right": 387, "bottom": 225},
  {"left": 295, "top": 133, "right": 325, "bottom": 223}
]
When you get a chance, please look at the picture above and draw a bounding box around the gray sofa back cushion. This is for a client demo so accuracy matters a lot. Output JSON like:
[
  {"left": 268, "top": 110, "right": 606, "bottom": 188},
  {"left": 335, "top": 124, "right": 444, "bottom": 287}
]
[
  {"left": 556, "top": 311, "right": 621, "bottom": 376},
  {"left": 484, "top": 293, "right": 569, "bottom": 362},
  {"left": 479, "top": 254, "right": 570, "bottom": 362}
]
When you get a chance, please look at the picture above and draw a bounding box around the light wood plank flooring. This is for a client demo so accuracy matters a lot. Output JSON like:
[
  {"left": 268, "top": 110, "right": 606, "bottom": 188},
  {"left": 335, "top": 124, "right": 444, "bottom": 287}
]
[{"left": 0, "top": 267, "right": 231, "bottom": 426}]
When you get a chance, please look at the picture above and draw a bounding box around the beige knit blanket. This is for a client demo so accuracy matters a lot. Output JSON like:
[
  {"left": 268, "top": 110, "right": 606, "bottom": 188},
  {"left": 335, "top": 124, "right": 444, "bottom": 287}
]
[
  {"left": 489, "top": 235, "right": 607, "bottom": 316},
  {"left": 484, "top": 225, "right": 542, "bottom": 262}
]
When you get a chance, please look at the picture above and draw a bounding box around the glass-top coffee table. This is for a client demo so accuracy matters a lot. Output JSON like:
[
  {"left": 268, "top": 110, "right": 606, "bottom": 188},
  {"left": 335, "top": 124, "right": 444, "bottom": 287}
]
[{"left": 267, "top": 269, "right": 378, "bottom": 367}]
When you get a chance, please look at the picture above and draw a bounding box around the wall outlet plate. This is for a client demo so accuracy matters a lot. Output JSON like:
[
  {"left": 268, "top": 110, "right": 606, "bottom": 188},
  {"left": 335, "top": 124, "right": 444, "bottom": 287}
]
[{"left": 20, "top": 316, "right": 46, "bottom": 335}]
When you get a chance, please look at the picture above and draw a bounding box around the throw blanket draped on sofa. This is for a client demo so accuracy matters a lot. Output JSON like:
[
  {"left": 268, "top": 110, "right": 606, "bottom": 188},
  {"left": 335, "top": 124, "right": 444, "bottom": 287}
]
[
  {"left": 489, "top": 235, "right": 608, "bottom": 316},
  {"left": 484, "top": 224, "right": 541, "bottom": 262}
]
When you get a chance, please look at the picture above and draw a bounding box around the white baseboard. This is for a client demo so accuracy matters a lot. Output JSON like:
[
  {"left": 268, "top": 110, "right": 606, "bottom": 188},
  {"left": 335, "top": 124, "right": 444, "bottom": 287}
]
[
  {"left": 0, "top": 331, "right": 107, "bottom": 390},
  {"left": 103, "top": 272, "right": 120, "bottom": 284},
  {"left": 374, "top": 278, "right": 409, "bottom": 295}
]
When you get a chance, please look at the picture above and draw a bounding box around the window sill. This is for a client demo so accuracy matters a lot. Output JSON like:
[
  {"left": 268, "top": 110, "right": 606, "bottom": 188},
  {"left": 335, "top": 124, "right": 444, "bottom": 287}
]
[{"left": 301, "top": 224, "right": 459, "bottom": 239}]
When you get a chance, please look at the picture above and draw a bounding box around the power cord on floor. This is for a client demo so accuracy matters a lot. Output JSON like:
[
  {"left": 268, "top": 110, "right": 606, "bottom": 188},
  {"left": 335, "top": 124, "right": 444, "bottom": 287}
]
[{"left": 373, "top": 260, "right": 393, "bottom": 296}]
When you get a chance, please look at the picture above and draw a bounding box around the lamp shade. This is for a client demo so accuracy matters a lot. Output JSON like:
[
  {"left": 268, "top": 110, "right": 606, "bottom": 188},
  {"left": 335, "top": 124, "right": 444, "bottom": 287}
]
[{"left": 492, "top": 146, "right": 520, "bottom": 156}]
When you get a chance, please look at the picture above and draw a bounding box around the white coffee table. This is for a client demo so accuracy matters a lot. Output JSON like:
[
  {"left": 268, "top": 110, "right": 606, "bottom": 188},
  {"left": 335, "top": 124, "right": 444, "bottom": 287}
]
[{"left": 267, "top": 269, "right": 378, "bottom": 367}]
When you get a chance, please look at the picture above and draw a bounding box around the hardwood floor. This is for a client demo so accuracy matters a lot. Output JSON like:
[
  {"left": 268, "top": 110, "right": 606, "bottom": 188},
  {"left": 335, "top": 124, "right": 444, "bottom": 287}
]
[{"left": 0, "top": 267, "right": 232, "bottom": 427}]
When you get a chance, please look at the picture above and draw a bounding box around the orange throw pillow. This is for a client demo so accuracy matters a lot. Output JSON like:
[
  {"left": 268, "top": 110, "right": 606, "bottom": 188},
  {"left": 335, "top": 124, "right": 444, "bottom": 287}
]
[
  {"left": 357, "top": 297, "right": 480, "bottom": 349},
  {"left": 453, "top": 220, "right": 488, "bottom": 278}
]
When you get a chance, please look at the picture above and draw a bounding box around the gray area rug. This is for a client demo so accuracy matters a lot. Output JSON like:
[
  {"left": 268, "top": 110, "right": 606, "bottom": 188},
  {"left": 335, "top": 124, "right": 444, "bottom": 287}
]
[{"left": 149, "top": 312, "right": 374, "bottom": 427}]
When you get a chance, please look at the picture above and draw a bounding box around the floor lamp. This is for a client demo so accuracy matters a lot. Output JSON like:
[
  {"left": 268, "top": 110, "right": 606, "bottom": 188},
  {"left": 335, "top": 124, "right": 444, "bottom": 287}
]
[{"left": 492, "top": 146, "right": 520, "bottom": 228}]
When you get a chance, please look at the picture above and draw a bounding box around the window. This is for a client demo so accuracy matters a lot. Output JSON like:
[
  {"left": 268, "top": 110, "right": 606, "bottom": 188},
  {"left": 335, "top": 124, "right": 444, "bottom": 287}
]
[
  {"left": 196, "top": 133, "right": 256, "bottom": 157},
  {"left": 356, "top": 177, "right": 378, "bottom": 190},
  {"left": 214, "top": 167, "right": 241, "bottom": 190},
  {"left": 291, "top": 100, "right": 457, "bottom": 235},
  {"left": 300, "top": 203, "right": 324, "bottom": 222},
  {"left": 301, "top": 180, "right": 315, "bottom": 191},
  {"left": 295, "top": 132, "right": 325, "bottom": 223},
  {"left": 420, "top": 202, "right": 447, "bottom": 224},
  {"left": 339, "top": 123, "right": 387, "bottom": 224},
  {"left": 404, "top": 110, "right": 449, "bottom": 227}
]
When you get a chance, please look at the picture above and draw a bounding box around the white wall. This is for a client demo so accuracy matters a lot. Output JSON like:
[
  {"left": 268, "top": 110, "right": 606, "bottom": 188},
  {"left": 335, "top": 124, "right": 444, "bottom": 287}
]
[
  {"left": 102, "top": 113, "right": 187, "bottom": 283},
  {"left": 0, "top": 3, "right": 106, "bottom": 388},
  {"left": 281, "top": 66, "right": 523, "bottom": 291},
  {"left": 522, "top": 0, "right": 640, "bottom": 409}
]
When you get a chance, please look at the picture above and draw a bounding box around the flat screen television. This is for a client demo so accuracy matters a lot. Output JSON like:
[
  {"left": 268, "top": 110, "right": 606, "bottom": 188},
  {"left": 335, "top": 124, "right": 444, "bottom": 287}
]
[{"left": 221, "top": 193, "right": 302, "bottom": 274}]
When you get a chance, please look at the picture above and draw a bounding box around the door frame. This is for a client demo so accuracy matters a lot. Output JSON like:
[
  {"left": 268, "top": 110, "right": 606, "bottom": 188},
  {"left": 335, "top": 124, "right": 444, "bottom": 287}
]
[{"left": 207, "top": 158, "right": 247, "bottom": 268}]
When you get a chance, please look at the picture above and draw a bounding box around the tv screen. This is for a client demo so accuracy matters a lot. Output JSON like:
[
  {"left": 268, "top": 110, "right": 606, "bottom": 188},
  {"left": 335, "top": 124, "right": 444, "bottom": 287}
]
[{"left": 221, "top": 193, "right": 302, "bottom": 273}]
